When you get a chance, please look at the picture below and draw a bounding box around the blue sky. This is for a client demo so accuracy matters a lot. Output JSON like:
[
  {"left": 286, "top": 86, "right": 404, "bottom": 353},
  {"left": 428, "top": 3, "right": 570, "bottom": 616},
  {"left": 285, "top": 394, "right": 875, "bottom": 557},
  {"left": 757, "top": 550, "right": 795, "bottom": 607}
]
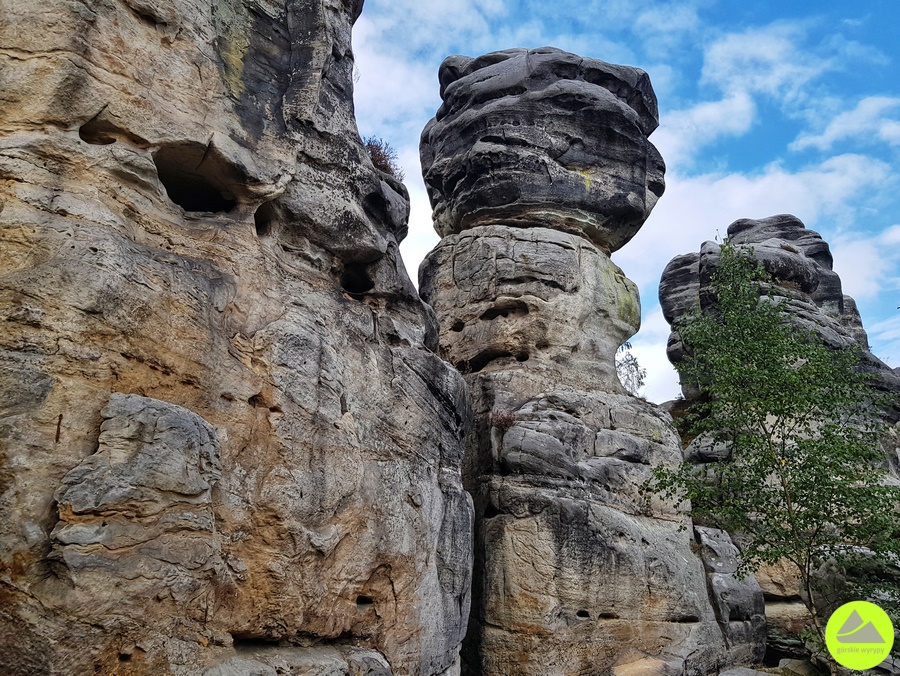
[{"left": 351, "top": 0, "right": 900, "bottom": 402}]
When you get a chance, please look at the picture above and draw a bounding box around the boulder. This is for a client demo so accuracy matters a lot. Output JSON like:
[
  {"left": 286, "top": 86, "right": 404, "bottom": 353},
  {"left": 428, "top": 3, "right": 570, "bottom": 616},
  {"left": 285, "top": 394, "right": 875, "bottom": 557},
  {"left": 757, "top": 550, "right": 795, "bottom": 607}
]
[{"left": 420, "top": 47, "right": 665, "bottom": 253}]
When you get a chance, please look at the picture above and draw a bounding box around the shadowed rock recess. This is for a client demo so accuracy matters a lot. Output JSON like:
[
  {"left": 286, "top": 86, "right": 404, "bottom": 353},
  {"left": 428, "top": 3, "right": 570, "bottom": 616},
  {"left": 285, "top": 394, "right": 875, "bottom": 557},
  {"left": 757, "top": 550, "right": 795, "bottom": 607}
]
[
  {"left": 0, "top": 0, "right": 472, "bottom": 673},
  {"left": 420, "top": 47, "right": 763, "bottom": 675}
]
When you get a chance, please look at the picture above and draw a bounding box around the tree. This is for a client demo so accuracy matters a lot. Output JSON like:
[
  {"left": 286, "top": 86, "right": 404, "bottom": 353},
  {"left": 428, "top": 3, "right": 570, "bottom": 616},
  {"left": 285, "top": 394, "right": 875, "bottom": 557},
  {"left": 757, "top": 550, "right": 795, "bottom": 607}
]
[
  {"left": 363, "top": 136, "right": 405, "bottom": 181},
  {"left": 647, "top": 240, "right": 900, "bottom": 671},
  {"left": 616, "top": 341, "right": 647, "bottom": 396}
]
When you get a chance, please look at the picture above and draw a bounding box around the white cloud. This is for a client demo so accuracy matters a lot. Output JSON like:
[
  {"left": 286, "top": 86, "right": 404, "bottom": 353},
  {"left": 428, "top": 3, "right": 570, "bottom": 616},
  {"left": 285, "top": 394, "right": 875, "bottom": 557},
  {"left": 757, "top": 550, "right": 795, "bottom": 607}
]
[
  {"left": 790, "top": 96, "right": 900, "bottom": 151},
  {"left": 399, "top": 181, "right": 440, "bottom": 287},
  {"left": 653, "top": 91, "right": 756, "bottom": 167},
  {"left": 701, "top": 22, "right": 828, "bottom": 99},
  {"left": 615, "top": 153, "right": 892, "bottom": 292},
  {"left": 353, "top": 17, "right": 442, "bottom": 132},
  {"left": 831, "top": 229, "right": 900, "bottom": 301},
  {"left": 628, "top": 308, "right": 682, "bottom": 404},
  {"left": 831, "top": 238, "right": 900, "bottom": 300},
  {"left": 868, "top": 315, "right": 900, "bottom": 368}
]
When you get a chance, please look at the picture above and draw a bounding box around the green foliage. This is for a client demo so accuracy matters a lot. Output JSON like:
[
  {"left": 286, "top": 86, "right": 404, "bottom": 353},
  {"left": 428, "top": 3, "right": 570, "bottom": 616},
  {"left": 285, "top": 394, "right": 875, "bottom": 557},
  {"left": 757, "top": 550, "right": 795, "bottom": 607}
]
[
  {"left": 363, "top": 136, "right": 405, "bottom": 181},
  {"left": 616, "top": 341, "right": 647, "bottom": 397},
  {"left": 647, "top": 240, "right": 900, "bottom": 658}
]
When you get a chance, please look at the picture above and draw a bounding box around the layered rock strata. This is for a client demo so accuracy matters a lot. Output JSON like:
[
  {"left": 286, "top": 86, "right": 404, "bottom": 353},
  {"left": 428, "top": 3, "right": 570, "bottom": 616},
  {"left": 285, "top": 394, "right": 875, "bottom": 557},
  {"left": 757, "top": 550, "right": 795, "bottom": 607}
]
[
  {"left": 420, "top": 47, "right": 761, "bottom": 675},
  {"left": 660, "top": 215, "right": 900, "bottom": 473},
  {"left": 658, "top": 214, "right": 900, "bottom": 645},
  {"left": 0, "top": 0, "right": 472, "bottom": 674}
]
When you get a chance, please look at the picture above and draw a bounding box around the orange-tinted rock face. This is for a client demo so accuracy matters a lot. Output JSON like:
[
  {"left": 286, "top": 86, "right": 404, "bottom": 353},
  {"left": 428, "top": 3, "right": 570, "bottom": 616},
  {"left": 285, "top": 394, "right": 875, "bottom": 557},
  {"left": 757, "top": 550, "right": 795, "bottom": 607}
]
[{"left": 0, "top": 1, "right": 472, "bottom": 673}]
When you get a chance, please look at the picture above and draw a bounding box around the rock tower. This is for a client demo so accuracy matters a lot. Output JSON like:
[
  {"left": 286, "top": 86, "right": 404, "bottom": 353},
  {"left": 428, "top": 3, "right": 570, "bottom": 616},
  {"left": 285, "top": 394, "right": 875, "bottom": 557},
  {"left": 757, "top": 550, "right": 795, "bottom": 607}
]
[
  {"left": 659, "top": 215, "right": 900, "bottom": 647},
  {"left": 0, "top": 0, "right": 471, "bottom": 673},
  {"left": 420, "top": 47, "right": 763, "bottom": 675}
]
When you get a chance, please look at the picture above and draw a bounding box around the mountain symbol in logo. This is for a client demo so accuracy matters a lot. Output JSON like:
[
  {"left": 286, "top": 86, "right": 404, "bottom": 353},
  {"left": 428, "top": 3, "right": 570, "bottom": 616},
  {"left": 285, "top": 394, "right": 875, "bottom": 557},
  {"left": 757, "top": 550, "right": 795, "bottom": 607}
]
[{"left": 836, "top": 610, "right": 887, "bottom": 644}]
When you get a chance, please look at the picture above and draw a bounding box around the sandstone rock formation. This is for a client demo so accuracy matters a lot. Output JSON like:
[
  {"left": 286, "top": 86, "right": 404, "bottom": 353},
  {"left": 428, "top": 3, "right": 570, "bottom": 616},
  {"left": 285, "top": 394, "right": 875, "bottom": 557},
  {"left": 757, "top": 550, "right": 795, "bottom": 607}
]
[
  {"left": 658, "top": 214, "right": 900, "bottom": 648},
  {"left": 660, "top": 215, "right": 900, "bottom": 472},
  {"left": 0, "top": 0, "right": 472, "bottom": 673},
  {"left": 420, "top": 47, "right": 762, "bottom": 675}
]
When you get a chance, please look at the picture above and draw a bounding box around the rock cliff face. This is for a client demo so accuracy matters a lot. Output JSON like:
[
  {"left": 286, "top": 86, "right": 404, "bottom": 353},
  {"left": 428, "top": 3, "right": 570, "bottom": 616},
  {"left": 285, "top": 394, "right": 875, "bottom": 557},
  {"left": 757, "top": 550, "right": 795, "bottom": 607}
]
[
  {"left": 0, "top": 0, "right": 472, "bottom": 673},
  {"left": 419, "top": 47, "right": 762, "bottom": 675}
]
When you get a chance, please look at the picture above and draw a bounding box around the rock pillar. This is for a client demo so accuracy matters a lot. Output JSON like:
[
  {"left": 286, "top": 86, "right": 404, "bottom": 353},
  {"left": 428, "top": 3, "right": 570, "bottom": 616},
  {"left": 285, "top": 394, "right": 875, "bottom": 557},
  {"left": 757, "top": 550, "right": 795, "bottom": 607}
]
[{"left": 419, "top": 47, "right": 759, "bottom": 675}]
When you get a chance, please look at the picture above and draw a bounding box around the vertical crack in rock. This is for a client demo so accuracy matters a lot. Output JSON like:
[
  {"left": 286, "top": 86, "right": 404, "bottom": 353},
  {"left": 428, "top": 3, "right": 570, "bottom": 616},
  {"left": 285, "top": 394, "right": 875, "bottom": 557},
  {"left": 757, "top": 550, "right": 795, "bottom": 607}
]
[{"left": 419, "top": 46, "right": 749, "bottom": 675}]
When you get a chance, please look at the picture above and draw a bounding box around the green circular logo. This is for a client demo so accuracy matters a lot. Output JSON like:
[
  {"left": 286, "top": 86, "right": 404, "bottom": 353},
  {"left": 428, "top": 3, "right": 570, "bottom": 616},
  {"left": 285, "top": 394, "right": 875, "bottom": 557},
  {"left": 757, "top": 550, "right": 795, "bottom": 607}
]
[{"left": 825, "top": 601, "right": 895, "bottom": 670}]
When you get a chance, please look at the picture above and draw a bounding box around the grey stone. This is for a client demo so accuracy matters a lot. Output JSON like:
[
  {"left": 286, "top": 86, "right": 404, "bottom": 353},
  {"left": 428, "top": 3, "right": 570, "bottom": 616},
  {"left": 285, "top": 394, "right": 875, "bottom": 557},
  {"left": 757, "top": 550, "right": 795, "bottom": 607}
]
[
  {"left": 660, "top": 215, "right": 900, "bottom": 408},
  {"left": 420, "top": 47, "right": 665, "bottom": 253},
  {"left": 418, "top": 46, "right": 753, "bottom": 675}
]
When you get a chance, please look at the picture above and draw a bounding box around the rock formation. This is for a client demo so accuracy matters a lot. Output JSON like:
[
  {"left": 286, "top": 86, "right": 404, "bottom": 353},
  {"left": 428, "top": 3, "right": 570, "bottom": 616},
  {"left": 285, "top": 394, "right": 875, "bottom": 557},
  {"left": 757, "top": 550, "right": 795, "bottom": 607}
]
[
  {"left": 658, "top": 214, "right": 900, "bottom": 651},
  {"left": 419, "top": 47, "right": 763, "bottom": 675},
  {"left": 0, "top": 0, "right": 472, "bottom": 674},
  {"left": 660, "top": 215, "right": 900, "bottom": 471}
]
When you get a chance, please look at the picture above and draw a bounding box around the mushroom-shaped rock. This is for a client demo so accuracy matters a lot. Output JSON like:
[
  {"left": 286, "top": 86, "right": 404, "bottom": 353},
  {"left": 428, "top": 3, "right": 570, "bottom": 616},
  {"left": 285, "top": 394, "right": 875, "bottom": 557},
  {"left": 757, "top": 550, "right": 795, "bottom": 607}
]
[{"left": 420, "top": 47, "right": 665, "bottom": 253}]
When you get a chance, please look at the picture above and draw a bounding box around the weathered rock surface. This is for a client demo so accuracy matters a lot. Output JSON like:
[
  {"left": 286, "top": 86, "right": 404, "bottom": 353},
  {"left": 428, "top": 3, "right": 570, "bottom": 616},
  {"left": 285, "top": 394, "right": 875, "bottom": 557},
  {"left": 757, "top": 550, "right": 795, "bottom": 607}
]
[
  {"left": 420, "top": 47, "right": 666, "bottom": 253},
  {"left": 659, "top": 215, "right": 900, "bottom": 460},
  {"left": 694, "top": 527, "right": 766, "bottom": 666},
  {"left": 659, "top": 214, "right": 900, "bottom": 666},
  {"left": 420, "top": 48, "right": 755, "bottom": 675},
  {"left": 0, "top": 0, "right": 472, "bottom": 673}
]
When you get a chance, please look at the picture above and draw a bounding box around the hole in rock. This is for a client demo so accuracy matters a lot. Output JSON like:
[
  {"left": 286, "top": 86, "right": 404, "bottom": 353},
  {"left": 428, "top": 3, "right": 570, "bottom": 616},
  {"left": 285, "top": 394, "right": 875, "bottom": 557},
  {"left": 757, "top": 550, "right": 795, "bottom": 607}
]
[
  {"left": 362, "top": 192, "right": 389, "bottom": 226},
  {"left": 674, "top": 614, "right": 700, "bottom": 623},
  {"left": 450, "top": 320, "right": 465, "bottom": 332},
  {"left": 79, "top": 121, "right": 116, "bottom": 145},
  {"left": 230, "top": 634, "right": 282, "bottom": 649},
  {"left": 461, "top": 349, "right": 512, "bottom": 374},
  {"left": 153, "top": 144, "right": 237, "bottom": 213},
  {"left": 356, "top": 595, "right": 374, "bottom": 610},
  {"left": 254, "top": 201, "right": 279, "bottom": 237},
  {"left": 479, "top": 299, "right": 529, "bottom": 321},
  {"left": 515, "top": 352, "right": 529, "bottom": 362},
  {"left": 118, "top": 654, "right": 132, "bottom": 662},
  {"left": 596, "top": 611, "right": 619, "bottom": 619},
  {"left": 340, "top": 263, "right": 375, "bottom": 298},
  {"left": 483, "top": 504, "right": 500, "bottom": 519},
  {"left": 79, "top": 111, "right": 149, "bottom": 147},
  {"left": 576, "top": 610, "right": 590, "bottom": 619}
]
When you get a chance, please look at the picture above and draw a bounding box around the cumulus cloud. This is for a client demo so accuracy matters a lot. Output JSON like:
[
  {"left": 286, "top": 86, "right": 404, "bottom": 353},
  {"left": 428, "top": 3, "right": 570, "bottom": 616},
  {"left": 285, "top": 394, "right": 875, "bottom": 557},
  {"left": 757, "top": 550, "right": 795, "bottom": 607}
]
[
  {"left": 615, "top": 153, "right": 892, "bottom": 292},
  {"left": 868, "top": 315, "right": 900, "bottom": 367},
  {"left": 627, "top": 308, "right": 681, "bottom": 403},
  {"left": 790, "top": 96, "right": 900, "bottom": 151},
  {"left": 398, "top": 178, "right": 440, "bottom": 286},
  {"left": 831, "top": 230, "right": 900, "bottom": 301}
]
